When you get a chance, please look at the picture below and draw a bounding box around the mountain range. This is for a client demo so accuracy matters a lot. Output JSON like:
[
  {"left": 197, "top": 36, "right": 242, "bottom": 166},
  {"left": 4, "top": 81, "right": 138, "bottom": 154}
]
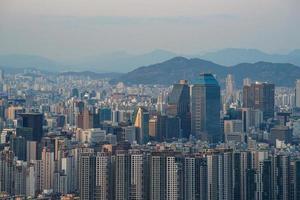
[
  {"left": 1, "top": 48, "right": 300, "bottom": 72},
  {"left": 0, "top": 50, "right": 176, "bottom": 73},
  {"left": 200, "top": 48, "right": 300, "bottom": 66},
  {"left": 113, "top": 57, "right": 300, "bottom": 87}
]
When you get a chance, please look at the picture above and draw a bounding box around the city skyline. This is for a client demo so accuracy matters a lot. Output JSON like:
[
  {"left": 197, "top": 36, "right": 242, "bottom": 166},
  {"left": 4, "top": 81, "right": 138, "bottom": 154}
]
[
  {"left": 0, "top": 1, "right": 300, "bottom": 199},
  {"left": 0, "top": 68, "right": 298, "bottom": 198}
]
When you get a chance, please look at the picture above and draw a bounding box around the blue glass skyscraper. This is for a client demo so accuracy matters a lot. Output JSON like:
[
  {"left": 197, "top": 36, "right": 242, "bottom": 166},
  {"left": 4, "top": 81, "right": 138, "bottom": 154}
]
[{"left": 191, "top": 73, "right": 221, "bottom": 143}]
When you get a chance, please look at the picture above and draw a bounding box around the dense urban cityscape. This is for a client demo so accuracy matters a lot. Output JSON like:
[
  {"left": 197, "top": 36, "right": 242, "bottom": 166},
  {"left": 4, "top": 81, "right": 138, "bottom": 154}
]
[
  {"left": 0, "top": 68, "right": 298, "bottom": 199},
  {"left": 1, "top": 0, "right": 300, "bottom": 199}
]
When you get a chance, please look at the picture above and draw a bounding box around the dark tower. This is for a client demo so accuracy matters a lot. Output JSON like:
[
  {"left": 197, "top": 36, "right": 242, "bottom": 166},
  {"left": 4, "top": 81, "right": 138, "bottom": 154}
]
[
  {"left": 167, "top": 80, "right": 191, "bottom": 138},
  {"left": 19, "top": 113, "right": 44, "bottom": 142},
  {"left": 191, "top": 73, "right": 221, "bottom": 143},
  {"left": 243, "top": 82, "right": 275, "bottom": 120}
]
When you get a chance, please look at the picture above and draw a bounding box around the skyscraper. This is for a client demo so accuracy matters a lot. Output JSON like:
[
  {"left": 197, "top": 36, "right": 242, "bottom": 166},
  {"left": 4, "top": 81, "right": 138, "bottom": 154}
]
[
  {"left": 226, "top": 74, "right": 235, "bottom": 99},
  {"left": 243, "top": 82, "right": 275, "bottom": 120},
  {"left": 114, "top": 150, "right": 130, "bottom": 200},
  {"left": 166, "top": 156, "right": 183, "bottom": 200},
  {"left": 19, "top": 113, "right": 44, "bottom": 142},
  {"left": 167, "top": 80, "right": 191, "bottom": 138},
  {"left": 99, "top": 107, "right": 112, "bottom": 122},
  {"left": 184, "top": 157, "right": 195, "bottom": 200},
  {"left": 195, "top": 157, "right": 207, "bottom": 200},
  {"left": 41, "top": 147, "right": 55, "bottom": 190},
  {"left": 191, "top": 73, "right": 221, "bottom": 143},
  {"left": 95, "top": 152, "right": 111, "bottom": 200},
  {"left": 129, "top": 150, "right": 144, "bottom": 200},
  {"left": 294, "top": 160, "right": 300, "bottom": 200},
  {"left": 295, "top": 80, "right": 300, "bottom": 108},
  {"left": 79, "top": 148, "right": 95, "bottom": 200},
  {"left": 275, "top": 155, "right": 291, "bottom": 200},
  {"left": 243, "top": 78, "right": 252, "bottom": 87},
  {"left": 133, "top": 107, "right": 149, "bottom": 144},
  {"left": 149, "top": 117, "right": 158, "bottom": 139},
  {"left": 0, "top": 149, "right": 15, "bottom": 194},
  {"left": 149, "top": 153, "right": 166, "bottom": 200}
]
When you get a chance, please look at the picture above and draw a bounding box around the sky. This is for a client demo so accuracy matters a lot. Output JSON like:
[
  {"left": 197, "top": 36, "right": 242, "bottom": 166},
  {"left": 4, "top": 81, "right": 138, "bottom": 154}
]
[{"left": 0, "top": 0, "right": 299, "bottom": 61}]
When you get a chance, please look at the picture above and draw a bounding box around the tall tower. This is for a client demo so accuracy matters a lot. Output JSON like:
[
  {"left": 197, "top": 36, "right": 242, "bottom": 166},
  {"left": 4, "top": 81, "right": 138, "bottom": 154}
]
[
  {"left": 295, "top": 80, "right": 300, "bottom": 108},
  {"left": 243, "top": 82, "right": 275, "bottom": 120},
  {"left": 79, "top": 148, "right": 95, "bottom": 200},
  {"left": 191, "top": 73, "right": 221, "bottom": 143},
  {"left": 166, "top": 156, "right": 183, "bottom": 200},
  {"left": 0, "top": 69, "right": 4, "bottom": 92},
  {"left": 114, "top": 150, "right": 130, "bottom": 200},
  {"left": 149, "top": 153, "right": 166, "bottom": 200},
  {"left": 41, "top": 147, "right": 55, "bottom": 190},
  {"left": 95, "top": 152, "right": 111, "bottom": 200},
  {"left": 225, "top": 74, "right": 235, "bottom": 99},
  {"left": 184, "top": 157, "right": 195, "bottom": 200},
  {"left": 133, "top": 107, "right": 149, "bottom": 144},
  {"left": 243, "top": 78, "right": 252, "bottom": 87},
  {"left": 167, "top": 80, "right": 191, "bottom": 138},
  {"left": 129, "top": 150, "right": 144, "bottom": 200},
  {"left": 19, "top": 113, "right": 44, "bottom": 142},
  {"left": 0, "top": 149, "right": 15, "bottom": 195}
]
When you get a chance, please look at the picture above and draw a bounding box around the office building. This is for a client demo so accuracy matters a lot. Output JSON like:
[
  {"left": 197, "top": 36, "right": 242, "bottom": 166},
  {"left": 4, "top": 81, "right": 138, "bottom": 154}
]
[
  {"left": 296, "top": 80, "right": 300, "bottom": 108},
  {"left": 19, "top": 113, "right": 44, "bottom": 142},
  {"left": 99, "top": 108, "right": 112, "bottom": 122},
  {"left": 269, "top": 126, "right": 293, "bottom": 145},
  {"left": 133, "top": 107, "right": 149, "bottom": 144},
  {"left": 226, "top": 74, "right": 235, "bottom": 100},
  {"left": 243, "top": 82, "right": 275, "bottom": 120},
  {"left": 167, "top": 80, "right": 191, "bottom": 138},
  {"left": 191, "top": 73, "right": 221, "bottom": 143}
]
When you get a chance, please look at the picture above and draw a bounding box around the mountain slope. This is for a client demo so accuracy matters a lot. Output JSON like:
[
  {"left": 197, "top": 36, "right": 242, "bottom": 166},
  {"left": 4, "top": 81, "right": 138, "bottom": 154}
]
[
  {"left": 0, "top": 54, "right": 62, "bottom": 72},
  {"left": 71, "top": 49, "right": 177, "bottom": 72},
  {"left": 0, "top": 50, "right": 177, "bottom": 73},
  {"left": 114, "top": 57, "right": 300, "bottom": 87},
  {"left": 200, "top": 48, "right": 300, "bottom": 66}
]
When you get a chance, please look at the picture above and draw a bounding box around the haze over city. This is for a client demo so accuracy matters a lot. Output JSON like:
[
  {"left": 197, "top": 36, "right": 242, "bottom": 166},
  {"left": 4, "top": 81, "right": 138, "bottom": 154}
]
[
  {"left": 1, "top": 0, "right": 300, "bottom": 62},
  {"left": 0, "top": 1, "right": 300, "bottom": 200}
]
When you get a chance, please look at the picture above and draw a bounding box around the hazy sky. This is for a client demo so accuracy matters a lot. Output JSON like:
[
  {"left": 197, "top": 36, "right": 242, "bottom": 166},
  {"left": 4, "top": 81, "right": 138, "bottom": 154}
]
[{"left": 0, "top": 0, "right": 299, "bottom": 61}]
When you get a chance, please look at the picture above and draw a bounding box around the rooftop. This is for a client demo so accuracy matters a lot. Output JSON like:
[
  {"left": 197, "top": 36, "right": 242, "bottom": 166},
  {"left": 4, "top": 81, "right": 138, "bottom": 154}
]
[{"left": 193, "top": 73, "right": 219, "bottom": 85}]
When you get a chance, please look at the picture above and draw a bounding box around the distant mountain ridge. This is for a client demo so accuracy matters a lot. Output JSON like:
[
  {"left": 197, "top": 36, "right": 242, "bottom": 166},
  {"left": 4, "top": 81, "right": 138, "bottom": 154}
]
[
  {"left": 200, "top": 48, "right": 300, "bottom": 66},
  {"left": 59, "top": 71, "right": 122, "bottom": 79},
  {"left": 1, "top": 48, "right": 300, "bottom": 72},
  {"left": 114, "top": 57, "right": 300, "bottom": 87},
  {"left": 70, "top": 49, "right": 177, "bottom": 72},
  {"left": 0, "top": 50, "right": 177, "bottom": 73},
  {"left": 0, "top": 54, "right": 62, "bottom": 72}
]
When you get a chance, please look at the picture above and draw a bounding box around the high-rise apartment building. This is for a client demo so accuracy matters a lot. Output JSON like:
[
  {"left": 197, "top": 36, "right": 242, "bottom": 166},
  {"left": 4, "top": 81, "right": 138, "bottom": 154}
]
[
  {"left": 149, "top": 153, "right": 166, "bottom": 200},
  {"left": 0, "top": 149, "right": 15, "bottom": 194},
  {"left": 295, "top": 80, "right": 300, "bottom": 108},
  {"left": 95, "top": 152, "right": 111, "bottom": 200},
  {"left": 41, "top": 147, "right": 55, "bottom": 190},
  {"left": 114, "top": 150, "right": 130, "bottom": 200},
  {"left": 79, "top": 148, "right": 95, "bottom": 200},
  {"left": 129, "top": 150, "right": 144, "bottom": 200}
]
